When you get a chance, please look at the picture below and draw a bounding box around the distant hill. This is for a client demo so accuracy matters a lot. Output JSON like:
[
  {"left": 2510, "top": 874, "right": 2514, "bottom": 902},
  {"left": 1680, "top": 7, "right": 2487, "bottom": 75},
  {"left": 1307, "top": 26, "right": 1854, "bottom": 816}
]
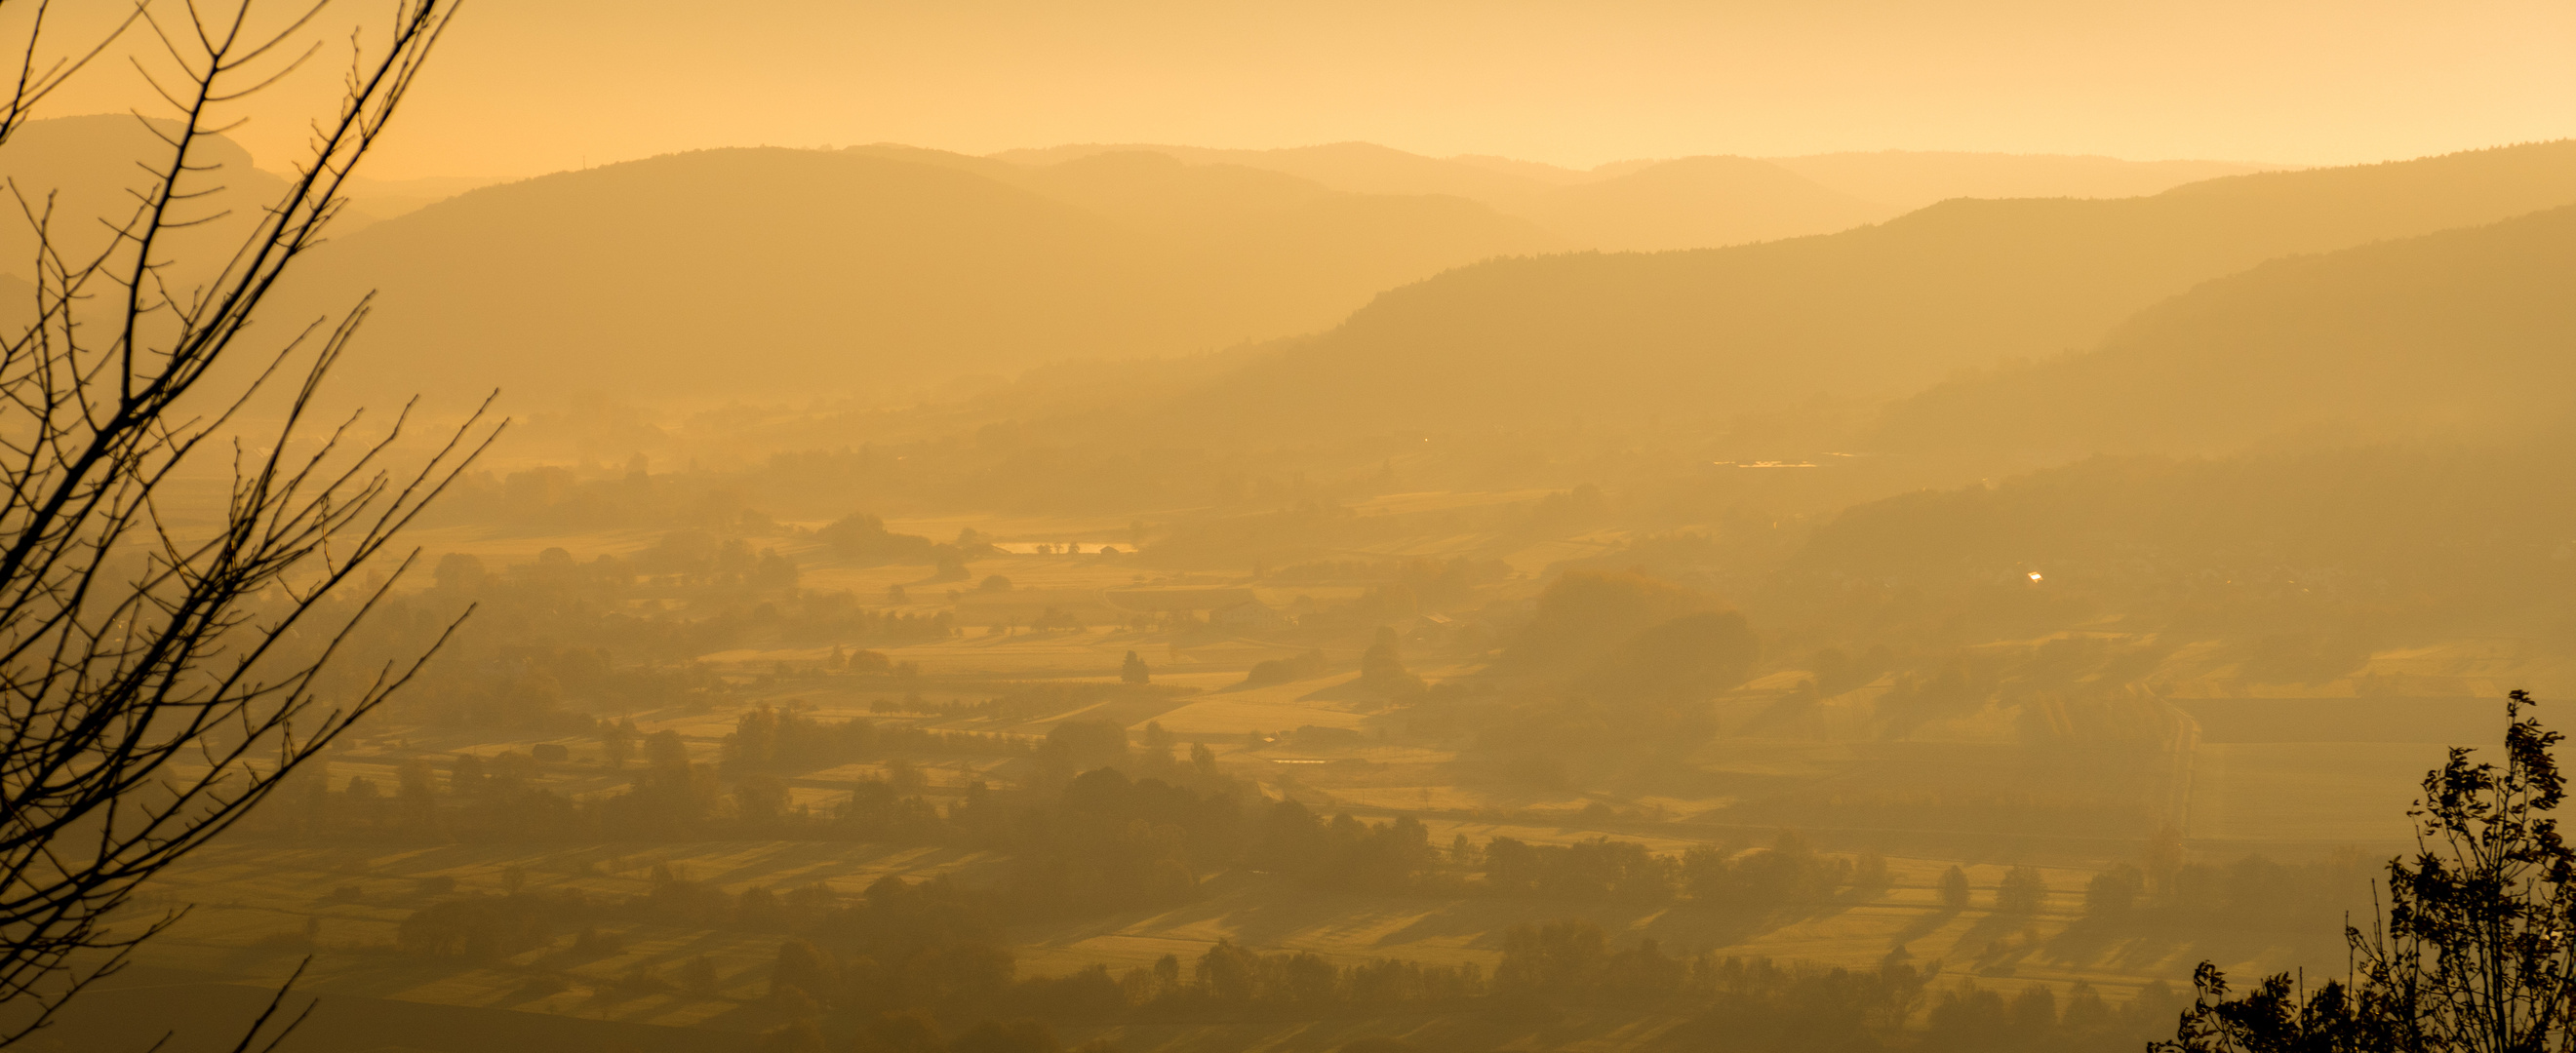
[
  {"left": 0, "top": 114, "right": 293, "bottom": 286},
  {"left": 850, "top": 145, "right": 1351, "bottom": 225},
  {"left": 992, "top": 141, "right": 1553, "bottom": 208},
  {"left": 271, "top": 146, "right": 1558, "bottom": 407},
  {"left": 1791, "top": 437, "right": 2576, "bottom": 642},
  {"left": 1172, "top": 141, "right": 2576, "bottom": 435},
  {"left": 995, "top": 141, "right": 2279, "bottom": 252},
  {"left": 1517, "top": 156, "right": 1890, "bottom": 252},
  {"left": 1513, "top": 152, "right": 2279, "bottom": 251},
  {"left": 339, "top": 173, "right": 514, "bottom": 219},
  {"left": 1767, "top": 151, "right": 2280, "bottom": 212},
  {"left": 0, "top": 116, "right": 504, "bottom": 256},
  {"left": 1873, "top": 204, "right": 2576, "bottom": 455},
  {"left": 1446, "top": 154, "right": 1599, "bottom": 186}
]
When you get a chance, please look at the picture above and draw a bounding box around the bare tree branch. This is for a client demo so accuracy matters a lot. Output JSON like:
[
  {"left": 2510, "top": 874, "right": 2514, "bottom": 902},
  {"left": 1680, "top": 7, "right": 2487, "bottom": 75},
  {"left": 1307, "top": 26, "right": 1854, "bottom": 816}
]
[{"left": 0, "top": 1, "right": 487, "bottom": 1046}]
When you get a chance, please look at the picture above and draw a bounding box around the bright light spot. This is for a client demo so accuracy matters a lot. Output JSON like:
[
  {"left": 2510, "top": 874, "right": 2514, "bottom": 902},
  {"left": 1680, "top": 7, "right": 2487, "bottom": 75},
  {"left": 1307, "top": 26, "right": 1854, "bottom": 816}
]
[{"left": 2028, "top": 571, "right": 2044, "bottom": 582}]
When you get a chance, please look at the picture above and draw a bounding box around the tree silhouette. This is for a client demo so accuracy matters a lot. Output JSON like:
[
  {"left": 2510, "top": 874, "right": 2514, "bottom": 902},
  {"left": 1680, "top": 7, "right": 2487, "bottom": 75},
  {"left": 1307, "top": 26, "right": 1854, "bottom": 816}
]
[
  {"left": 0, "top": 1, "right": 482, "bottom": 1043},
  {"left": 2157, "top": 690, "right": 2576, "bottom": 1053}
]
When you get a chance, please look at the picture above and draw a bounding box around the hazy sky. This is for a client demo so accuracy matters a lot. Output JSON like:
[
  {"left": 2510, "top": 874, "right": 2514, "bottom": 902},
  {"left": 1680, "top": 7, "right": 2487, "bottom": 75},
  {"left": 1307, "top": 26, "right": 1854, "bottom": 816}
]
[{"left": 39, "top": 0, "right": 2576, "bottom": 178}]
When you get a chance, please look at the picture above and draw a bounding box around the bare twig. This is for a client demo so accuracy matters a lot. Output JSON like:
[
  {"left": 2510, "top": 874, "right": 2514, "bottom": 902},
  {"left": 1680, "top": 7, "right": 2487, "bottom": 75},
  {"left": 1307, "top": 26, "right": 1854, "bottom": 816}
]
[{"left": 0, "top": 1, "right": 486, "bottom": 1046}]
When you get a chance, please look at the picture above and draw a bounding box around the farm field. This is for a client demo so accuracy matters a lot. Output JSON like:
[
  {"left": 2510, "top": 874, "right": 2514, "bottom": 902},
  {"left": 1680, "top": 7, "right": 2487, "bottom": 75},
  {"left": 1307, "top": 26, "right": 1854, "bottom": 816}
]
[
  {"left": 71, "top": 461, "right": 2576, "bottom": 1053},
  {"left": 105, "top": 589, "right": 2536, "bottom": 1049},
  {"left": 19, "top": 23, "right": 2576, "bottom": 1053}
]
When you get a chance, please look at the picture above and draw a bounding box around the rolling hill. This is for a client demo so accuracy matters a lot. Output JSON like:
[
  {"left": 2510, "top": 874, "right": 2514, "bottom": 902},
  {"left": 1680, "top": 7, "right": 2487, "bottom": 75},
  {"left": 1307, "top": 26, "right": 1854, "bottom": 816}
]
[
  {"left": 0, "top": 114, "right": 295, "bottom": 287},
  {"left": 1872, "top": 204, "right": 2576, "bottom": 456},
  {"left": 1515, "top": 156, "right": 1889, "bottom": 252},
  {"left": 1169, "top": 140, "right": 2576, "bottom": 436},
  {"left": 1768, "top": 151, "right": 2279, "bottom": 212},
  {"left": 1786, "top": 434, "right": 2576, "bottom": 646},
  {"left": 991, "top": 143, "right": 1890, "bottom": 250},
  {"left": 991, "top": 141, "right": 1555, "bottom": 208},
  {"left": 992, "top": 142, "right": 2273, "bottom": 252},
  {"left": 269, "top": 146, "right": 1559, "bottom": 408}
]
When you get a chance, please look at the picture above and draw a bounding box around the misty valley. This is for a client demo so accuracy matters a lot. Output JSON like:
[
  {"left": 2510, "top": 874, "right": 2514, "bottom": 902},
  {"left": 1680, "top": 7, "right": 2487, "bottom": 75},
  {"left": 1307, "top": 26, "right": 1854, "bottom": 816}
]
[{"left": 6, "top": 11, "right": 2576, "bottom": 1053}]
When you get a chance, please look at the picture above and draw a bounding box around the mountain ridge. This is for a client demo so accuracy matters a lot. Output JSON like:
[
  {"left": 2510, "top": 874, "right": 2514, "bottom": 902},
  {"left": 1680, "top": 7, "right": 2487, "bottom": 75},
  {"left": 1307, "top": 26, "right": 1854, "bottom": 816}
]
[
  {"left": 269, "top": 145, "right": 1560, "bottom": 409},
  {"left": 1162, "top": 139, "right": 2576, "bottom": 437},
  {"left": 1871, "top": 203, "right": 2576, "bottom": 456}
]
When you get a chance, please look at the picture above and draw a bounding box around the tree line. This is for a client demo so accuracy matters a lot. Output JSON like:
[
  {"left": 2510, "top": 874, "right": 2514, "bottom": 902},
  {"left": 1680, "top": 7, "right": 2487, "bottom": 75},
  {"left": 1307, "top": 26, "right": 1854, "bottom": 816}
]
[{"left": 392, "top": 864, "right": 2186, "bottom": 1053}]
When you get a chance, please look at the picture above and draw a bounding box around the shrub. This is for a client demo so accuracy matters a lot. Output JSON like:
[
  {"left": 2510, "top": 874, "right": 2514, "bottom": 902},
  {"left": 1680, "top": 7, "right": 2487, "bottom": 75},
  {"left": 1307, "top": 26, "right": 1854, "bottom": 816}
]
[{"left": 1244, "top": 649, "right": 1328, "bottom": 686}]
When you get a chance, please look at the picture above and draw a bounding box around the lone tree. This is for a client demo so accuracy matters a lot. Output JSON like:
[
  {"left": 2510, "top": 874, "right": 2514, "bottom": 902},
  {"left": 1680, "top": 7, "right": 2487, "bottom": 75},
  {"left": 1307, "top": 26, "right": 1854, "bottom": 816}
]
[
  {"left": 2157, "top": 689, "right": 2576, "bottom": 1053},
  {"left": 0, "top": 0, "right": 485, "bottom": 1044},
  {"left": 1121, "top": 649, "right": 1150, "bottom": 684}
]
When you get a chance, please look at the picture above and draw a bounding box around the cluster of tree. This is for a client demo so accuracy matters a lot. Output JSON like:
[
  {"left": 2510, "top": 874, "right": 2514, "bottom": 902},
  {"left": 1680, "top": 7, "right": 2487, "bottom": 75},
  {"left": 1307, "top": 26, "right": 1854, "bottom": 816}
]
[
  {"left": 251, "top": 722, "right": 1004, "bottom": 842},
  {"left": 1246, "top": 803, "right": 1436, "bottom": 892},
  {"left": 403, "top": 870, "right": 997, "bottom": 967},
  {"left": 631, "top": 529, "right": 802, "bottom": 587},
  {"left": 1867, "top": 638, "right": 2189, "bottom": 747},
  {"left": 1901, "top": 978, "right": 2188, "bottom": 1053},
  {"left": 422, "top": 462, "right": 774, "bottom": 536},
  {"left": 818, "top": 514, "right": 1003, "bottom": 579},
  {"left": 771, "top": 914, "right": 2183, "bottom": 1053},
  {"left": 399, "top": 643, "right": 686, "bottom": 733},
  {"left": 2071, "top": 849, "right": 2371, "bottom": 946},
  {"left": 723, "top": 705, "right": 1035, "bottom": 773},
  {"left": 1005, "top": 766, "right": 1236, "bottom": 916},
  {"left": 1230, "top": 799, "right": 1885, "bottom": 923},
  {"left": 399, "top": 886, "right": 594, "bottom": 960},
  {"left": 387, "top": 870, "right": 1097, "bottom": 1053},
  {"left": 1502, "top": 569, "right": 1743, "bottom": 676},
  {"left": 1243, "top": 648, "right": 1330, "bottom": 686},
  {"left": 1564, "top": 446, "right": 2560, "bottom": 725},
  {"left": 733, "top": 694, "right": 2576, "bottom": 1053},
  {"left": 2138, "top": 691, "right": 2576, "bottom": 1053},
  {"left": 1791, "top": 442, "right": 2576, "bottom": 651},
  {"left": 271, "top": 708, "right": 1898, "bottom": 938},
  {"left": 1261, "top": 556, "right": 1514, "bottom": 607},
  {"left": 300, "top": 545, "right": 966, "bottom": 740},
  {"left": 385, "top": 855, "right": 2184, "bottom": 1053},
  {"left": 1462, "top": 829, "right": 1878, "bottom": 915},
  {"left": 1742, "top": 783, "right": 2172, "bottom": 841},
  {"left": 1393, "top": 569, "right": 1760, "bottom": 786},
  {"left": 1077, "top": 940, "right": 1487, "bottom": 1019},
  {"left": 316, "top": 720, "right": 2373, "bottom": 1020},
  {"left": 249, "top": 716, "right": 1205, "bottom": 875}
]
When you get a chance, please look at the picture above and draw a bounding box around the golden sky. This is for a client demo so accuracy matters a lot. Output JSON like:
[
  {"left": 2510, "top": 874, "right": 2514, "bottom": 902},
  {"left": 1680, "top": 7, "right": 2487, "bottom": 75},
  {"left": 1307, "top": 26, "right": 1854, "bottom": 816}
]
[{"left": 35, "top": 0, "right": 2576, "bottom": 178}]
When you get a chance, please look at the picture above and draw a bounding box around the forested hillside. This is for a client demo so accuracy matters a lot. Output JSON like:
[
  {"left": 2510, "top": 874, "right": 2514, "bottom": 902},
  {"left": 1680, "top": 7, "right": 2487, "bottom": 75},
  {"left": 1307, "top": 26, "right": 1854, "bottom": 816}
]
[
  {"left": 1174, "top": 141, "right": 2576, "bottom": 436},
  {"left": 1766, "top": 151, "right": 2279, "bottom": 212},
  {"left": 1874, "top": 205, "right": 2576, "bottom": 455},
  {"left": 0, "top": 115, "right": 294, "bottom": 286},
  {"left": 264, "top": 145, "right": 1556, "bottom": 408}
]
